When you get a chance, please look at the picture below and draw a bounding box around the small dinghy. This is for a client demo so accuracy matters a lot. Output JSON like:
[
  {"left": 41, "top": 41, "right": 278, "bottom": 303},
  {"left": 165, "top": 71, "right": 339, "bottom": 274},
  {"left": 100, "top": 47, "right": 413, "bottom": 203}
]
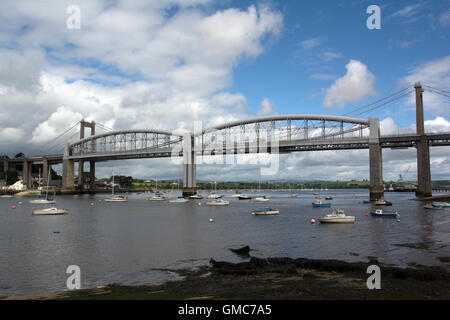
[
  {"left": 370, "top": 209, "right": 399, "bottom": 217},
  {"left": 32, "top": 207, "right": 68, "bottom": 216},
  {"left": 251, "top": 207, "right": 279, "bottom": 216},
  {"left": 318, "top": 209, "right": 355, "bottom": 224}
]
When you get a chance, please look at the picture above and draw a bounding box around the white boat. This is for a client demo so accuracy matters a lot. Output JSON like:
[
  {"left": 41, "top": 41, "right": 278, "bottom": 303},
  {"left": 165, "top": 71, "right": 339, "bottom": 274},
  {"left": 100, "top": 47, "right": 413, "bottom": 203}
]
[
  {"left": 189, "top": 194, "right": 203, "bottom": 199},
  {"left": 432, "top": 202, "right": 450, "bottom": 208},
  {"left": 254, "top": 196, "right": 269, "bottom": 202},
  {"left": 169, "top": 196, "right": 189, "bottom": 203},
  {"left": 147, "top": 193, "right": 166, "bottom": 201},
  {"left": 0, "top": 194, "right": 13, "bottom": 198},
  {"left": 231, "top": 192, "right": 243, "bottom": 198},
  {"left": 318, "top": 209, "right": 355, "bottom": 223},
  {"left": 206, "top": 199, "right": 230, "bottom": 206},
  {"left": 104, "top": 169, "right": 128, "bottom": 202},
  {"left": 29, "top": 197, "right": 56, "bottom": 204},
  {"left": 30, "top": 169, "right": 55, "bottom": 204},
  {"left": 208, "top": 181, "right": 223, "bottom": 199},
  {"left": 104, "top": 195, "right": 128, "bottom": 202},
  {"left": 32, "top": 207, "right": 68, "bottom": 216},
  {"left": 288, "top": 193, "right": 298, "bottom": 198},
  {"left": 252, "top": 207, "right": 279, "bottom": 216}
]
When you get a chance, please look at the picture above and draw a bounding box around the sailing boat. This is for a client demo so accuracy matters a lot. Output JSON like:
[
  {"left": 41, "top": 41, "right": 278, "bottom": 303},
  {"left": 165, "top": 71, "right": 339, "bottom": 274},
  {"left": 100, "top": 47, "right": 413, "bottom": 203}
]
[
  {"left": 207, "top": 181, "right": 222, "bottom": 199},
  {"left": 147, "top": 178, "right": 166, "bottom": 201},
  {"left": 29, "top": 168, "right": 55, "bottom": 204},
  {"left": 206, "top": 180, "right": 228, "bottom": 205},
  {"left": 255, "top": 178, "right": 269, "bottom": 202},
  {"left": 169, "top": 180, "right": 188, "bottom": 203},
  {"left": 104, "top": 169, "right": 128, "bottom": 202}
]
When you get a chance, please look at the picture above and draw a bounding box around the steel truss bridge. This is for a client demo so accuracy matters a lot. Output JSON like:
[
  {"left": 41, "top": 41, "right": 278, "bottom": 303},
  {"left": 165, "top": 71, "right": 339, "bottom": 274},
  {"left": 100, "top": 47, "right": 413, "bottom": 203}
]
[{"left": 2, "top": 83, "right": 449, "bottom": 200}]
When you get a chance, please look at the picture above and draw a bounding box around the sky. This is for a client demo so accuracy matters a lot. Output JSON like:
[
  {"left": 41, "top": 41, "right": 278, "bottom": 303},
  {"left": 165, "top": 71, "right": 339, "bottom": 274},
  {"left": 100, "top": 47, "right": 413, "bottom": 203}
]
[{"left": 0, "top": 0, "right": 449, "bottom": 182}]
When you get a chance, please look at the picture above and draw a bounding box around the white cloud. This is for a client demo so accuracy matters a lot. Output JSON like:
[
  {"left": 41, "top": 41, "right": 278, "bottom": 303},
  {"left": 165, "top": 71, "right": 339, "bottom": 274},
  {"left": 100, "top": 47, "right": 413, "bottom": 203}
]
[
  {"left": 402, "top": 55, "right": 450, "bottom": 117},
  {"left": 298, "top": 36, "right": 327, "bottom": 51},
  {"left": 323, "top": 60, "right": 376, "bottom": 108},
  {"left": 258, "top": 98, "right": 277, "bottom": 116},
  {"left": 0, "top": 1, "right": 283, "bottom": 156}
]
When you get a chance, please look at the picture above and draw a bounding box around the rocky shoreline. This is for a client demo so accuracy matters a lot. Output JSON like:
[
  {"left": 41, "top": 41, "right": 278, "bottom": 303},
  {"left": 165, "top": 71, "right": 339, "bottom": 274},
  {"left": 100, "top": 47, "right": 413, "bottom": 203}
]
[{"left": 3, "top": 255, "right": 449, "bottom": 300}]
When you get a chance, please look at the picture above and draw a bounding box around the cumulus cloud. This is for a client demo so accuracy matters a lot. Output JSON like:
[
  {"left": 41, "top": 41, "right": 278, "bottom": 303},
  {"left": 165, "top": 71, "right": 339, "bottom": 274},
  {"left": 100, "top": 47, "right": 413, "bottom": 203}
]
[
  {"left": 0, "top": 1, "right": 283, "bottom": 157},
  {"left": 323, "top": 60, "right": 376, "bottom": 108}
]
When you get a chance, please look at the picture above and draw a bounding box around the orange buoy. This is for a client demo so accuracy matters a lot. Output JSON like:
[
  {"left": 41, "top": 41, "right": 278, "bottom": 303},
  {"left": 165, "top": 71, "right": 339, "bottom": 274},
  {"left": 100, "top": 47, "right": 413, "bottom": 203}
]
[
  {"left": 11, "top": 205, "right": 16, "bottom": 209},
  {"left": 366, "top": 213, "right": 369, "bottom": 217},
  {"left": 311, "top": 219, "right": 316, "bottom": 224}
]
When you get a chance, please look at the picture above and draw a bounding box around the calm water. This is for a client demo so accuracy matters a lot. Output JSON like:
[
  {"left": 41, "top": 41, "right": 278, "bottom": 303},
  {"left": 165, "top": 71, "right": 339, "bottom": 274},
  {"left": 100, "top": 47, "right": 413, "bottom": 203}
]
[{"left": 0, "top": 189, "right": 449, "bottom": 296}]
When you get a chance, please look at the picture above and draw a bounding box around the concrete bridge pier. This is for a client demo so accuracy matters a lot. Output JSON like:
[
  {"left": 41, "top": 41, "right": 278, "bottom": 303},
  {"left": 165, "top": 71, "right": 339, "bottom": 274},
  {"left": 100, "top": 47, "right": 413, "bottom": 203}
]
[
  {"left": 78, "top": 160, "right": 84, "bottom": 187},
  {"left": 2, "top": 158, "right": 8, "bottom": 173},
  {"left": 369, "top": 118, "right": 384, "bottom": 201},
  {"left": 414, "top": 82, "right": 432, "bottom": 198},
  {"left": 62, "top": 144, "right": 75, "bottom": 191},
  {"left": 22, "top": 159, "right": 32, "bottom": 189},
  {"left": 42, "top": 157, "right": 52, "bottom": 186},
  {"left": 89, "top": 160, "right": 96, "bottom": 191},
  {"left": 182, "top": 133, "right": 197, "bottom": 197}
]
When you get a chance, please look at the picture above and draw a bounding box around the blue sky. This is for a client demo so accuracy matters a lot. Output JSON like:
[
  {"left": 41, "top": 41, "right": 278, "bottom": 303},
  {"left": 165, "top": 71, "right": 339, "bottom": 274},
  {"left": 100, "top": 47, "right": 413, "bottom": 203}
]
[
  {"left": 0, "top": 0, "right": 449, "bottom": 181},
  {"left": 230, "top": 0, "right": 449, "bottom": 126}
]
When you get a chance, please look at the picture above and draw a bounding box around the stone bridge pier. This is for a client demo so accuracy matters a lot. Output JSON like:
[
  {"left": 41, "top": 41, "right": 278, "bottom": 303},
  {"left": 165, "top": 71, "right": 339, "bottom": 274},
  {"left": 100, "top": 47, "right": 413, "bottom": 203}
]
[{"left": 369, "top": 118, "right": 384, "bottom": 201}]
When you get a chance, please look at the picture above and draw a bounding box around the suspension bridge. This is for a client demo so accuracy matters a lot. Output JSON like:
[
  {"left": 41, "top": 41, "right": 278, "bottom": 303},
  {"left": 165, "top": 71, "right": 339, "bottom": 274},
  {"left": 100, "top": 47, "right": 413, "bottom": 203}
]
[{"left": 1, "top": 82, "right": 450, "bottom": 201}]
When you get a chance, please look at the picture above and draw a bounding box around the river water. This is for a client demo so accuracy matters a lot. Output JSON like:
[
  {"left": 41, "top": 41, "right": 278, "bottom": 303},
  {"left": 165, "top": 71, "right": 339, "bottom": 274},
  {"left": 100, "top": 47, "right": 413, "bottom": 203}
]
[{"left": 0, "top": 189, "right": 449, "bottom": 297}]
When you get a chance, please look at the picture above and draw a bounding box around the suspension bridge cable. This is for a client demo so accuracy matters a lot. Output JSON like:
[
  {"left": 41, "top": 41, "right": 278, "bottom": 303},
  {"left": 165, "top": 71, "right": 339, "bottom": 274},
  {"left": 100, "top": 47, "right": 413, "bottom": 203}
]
[
  {"left": 342, "top": 86, "right": 413, "bottom": 116},
  {"left": 351, "top": 89, "right": 414, "bottom": 117},
  {"left": 424, "top": 87, "right": 450, "bottom": 99},
  {"left": 422, "top": 84, "right": 450, "bottom": 94}
]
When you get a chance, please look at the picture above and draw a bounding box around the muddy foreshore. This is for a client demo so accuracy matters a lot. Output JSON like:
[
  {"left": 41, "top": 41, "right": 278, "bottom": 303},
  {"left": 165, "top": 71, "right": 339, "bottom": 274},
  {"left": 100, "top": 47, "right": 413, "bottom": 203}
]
[{"left": 3, "top": 256, "right": 449, "bottom": 300}]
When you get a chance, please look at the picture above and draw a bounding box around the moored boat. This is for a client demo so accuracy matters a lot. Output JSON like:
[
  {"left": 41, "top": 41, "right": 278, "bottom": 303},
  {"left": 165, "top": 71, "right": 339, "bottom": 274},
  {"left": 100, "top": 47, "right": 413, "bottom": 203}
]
[
  {"left": 325, "top": 196, "right": 333, "bottom": 200},
  {"left": 189, "top": 194, "right": 203, "bottom": 199},
  {"left": 318, "top": 209, "right": 355, "bottom": 224},
  {"left": 169, "top": 196, "right": 189, "bottom": 203},
  {"left": 238, "top": 194, "right": 252, "bottom": 200},
  {"left": 312, "top": 199, "right": 331, "bottom": 208},
  {"left": 374, "top": 198, "right": 392, "bottom": 206},
  {"left": 254, "top": 196, "right": 269, "bottom": 202},
  {"left": 146, "top": 193, "right": 166, "bottom": 201},
  {"left": 370, "top": 209, "right": 399, "bottom": 217},
  {"left": 29, "top": 196, "right": 56, "bottom": 204},
  {"left": 104, "top": 195, "right": 128, "bottom": 202},
  {"left": 362, "top": 200, "right": 372, "bottom": 204},
  {"left": 32, "top": 207, "right": 68, "bottom": 216},
  {"left": 423, "top": 203, "right": 444, "bottom": 210},
  {"left": 252, "top": 207, "right": 279, "bottom": 216},
  {"left": 206, "top": 199, "right": 230, "bottom": 206}
]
